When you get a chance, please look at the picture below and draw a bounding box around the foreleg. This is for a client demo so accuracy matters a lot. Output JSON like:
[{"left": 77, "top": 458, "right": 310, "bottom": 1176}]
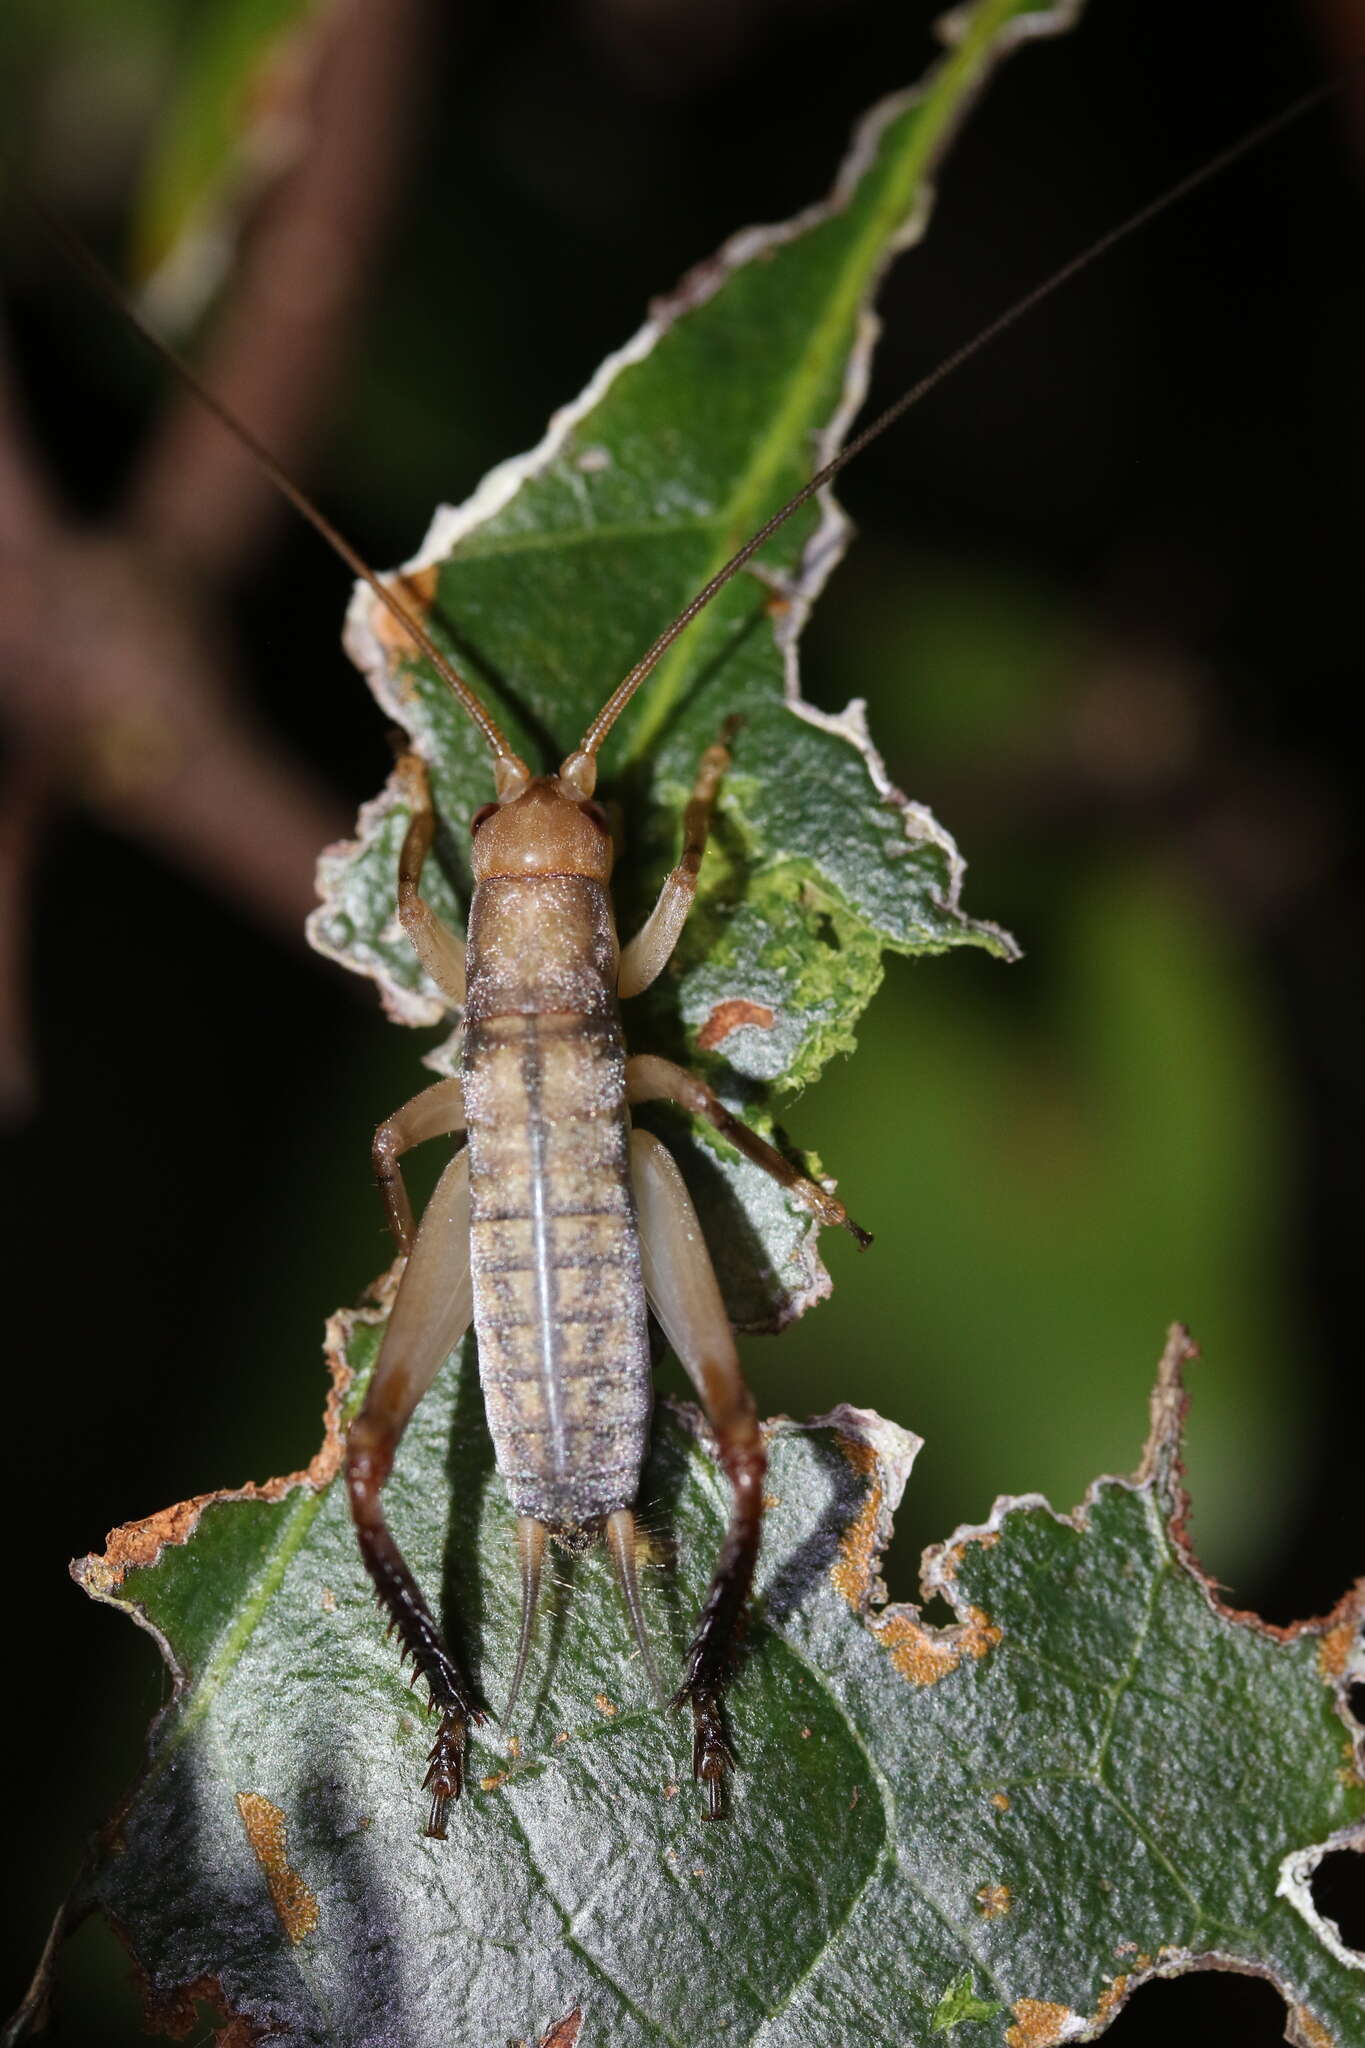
[
  {"left": 373, "top": 1074, "right": 465, "bottom": 1253},
  {"left": 395, "top": 751, "right": 466, "bottom": 1006},
  {"left": 629, "top": 1128, "right": 764, "bottom": 1816},
  {"left": 346, "top": 1146, "right": 481, "bottom": 1838},
  {"left": 618, "top": 727, "right": 732, "bottom": 998},
  {"left": 627, "top": 1053, "right": 870, "bottom": 1245}
]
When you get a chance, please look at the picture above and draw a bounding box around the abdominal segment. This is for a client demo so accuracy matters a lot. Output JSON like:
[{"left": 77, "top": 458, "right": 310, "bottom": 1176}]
[{"left": 463, "top": 1009, "right": 652, "bottom": 1528}]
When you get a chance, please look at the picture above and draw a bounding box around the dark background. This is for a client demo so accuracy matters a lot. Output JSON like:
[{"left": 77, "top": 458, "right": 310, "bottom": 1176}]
[{"left": 2, "top": 0, "right": 1362, "bottom": 2038}]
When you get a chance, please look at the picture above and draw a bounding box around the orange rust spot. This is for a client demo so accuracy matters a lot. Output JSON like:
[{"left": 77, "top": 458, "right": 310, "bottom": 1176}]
[
  {"left": 370, "top": 564, "right": 440, "bottom": 663},
  {"left": 1318, "top": 1615, "right": 1357, "bottom": 1681},
  {"left": 975, "top": 1883, "right": 1011, "bottom": 1918},
  {"left": 829, "top": 1434, "right": 882, "bottom": 1610},
  {"left": 235, "top": 1793, "right": 318, "bottom": 1945},
  {"left": 593, "top": 1694, "right": 618, "bottom": 1717},
  {"left": 1291, "top": 2006, "right": 1335, "bottom": 2048},
  {"left": 1092, "top": 1978, "right": 1129, "bottom": 2025},
  {"left": 78, "top": 1324, "right": 353, "bottom": 1596},
  {"left": 1005, "top": 2000, "right": 1076, "bottom": 2047},
  {"left": 872, "top": 1604, "right": 1002, "bottom": 1687},
  {"left": 697, "top": 998, "right": 776, "bottom": 1050},
  {"left": 479, "top": 1772, "right": 508, "bottom": 1792},
  {"left": 992, "top": 1792, "right": 1011, "bottom": 1811}
]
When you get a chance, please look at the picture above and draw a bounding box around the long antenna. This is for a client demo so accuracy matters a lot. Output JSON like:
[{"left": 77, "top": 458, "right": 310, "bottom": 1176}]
[
  {"left": 576, "top": 76, "right": 1338, "bottom": 762},
  {"left": 30, "top": 200, "right": 528, "bottom": 780}
]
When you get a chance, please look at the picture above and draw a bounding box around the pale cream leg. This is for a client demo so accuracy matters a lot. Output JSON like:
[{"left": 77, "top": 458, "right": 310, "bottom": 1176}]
[
  {"left": 618, "top": 729, "right": 732, "bottom": 999},
  {"left": 347, "top": 1148, "right": 480, "bottom": 1838},
  {"left": 630, "top": 1128, "right": 765, "bottom": 1816},
  {"left": 373, "top": 1074, "right": 466, "bottom": 1253},
  {"left": 627, "top": 1053, "right": 870, "bottom": 1245},
  {"left": 396, "top": 752, "right": 466, "bottom": 1006}
]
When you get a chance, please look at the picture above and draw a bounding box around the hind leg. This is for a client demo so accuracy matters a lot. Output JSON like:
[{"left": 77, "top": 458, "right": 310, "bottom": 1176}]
[
  {"left": 629, "top": 1128, "right": 764, "bottom": 1816},
  {"left": 347, "top": 1145, "right": 479, "bottom": 1838}
]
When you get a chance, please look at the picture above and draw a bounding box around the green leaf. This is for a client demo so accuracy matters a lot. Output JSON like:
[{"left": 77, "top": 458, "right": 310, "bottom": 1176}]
[
  {"left": 932, "top": 1970, "right": 1006, "bottom": 2031},
  {"left": 46, "top": 1325, "right": 1365, "bottom": 2045},
  {"left": 309, "top": 0, "right": 1042, "bottom": 1329}
]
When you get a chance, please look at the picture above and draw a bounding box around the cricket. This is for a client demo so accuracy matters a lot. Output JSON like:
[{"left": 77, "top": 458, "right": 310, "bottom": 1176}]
[{"left": 32, "top": 55, "right": 1334, "bottom": 1844}]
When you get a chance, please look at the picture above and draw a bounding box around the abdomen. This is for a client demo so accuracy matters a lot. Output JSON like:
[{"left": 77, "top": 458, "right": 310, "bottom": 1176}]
[{"left": 461, "top": 876, "right": 651, "bottom": 1529}]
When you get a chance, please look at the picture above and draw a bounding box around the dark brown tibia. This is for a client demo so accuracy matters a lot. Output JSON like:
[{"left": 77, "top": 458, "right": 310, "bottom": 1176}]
[
  {"left": 673, "top": 1367, "right": 765, "bottom": 1817},
  {"left": 346, "top": 1430, "right": 486, "bottom": 1839}
]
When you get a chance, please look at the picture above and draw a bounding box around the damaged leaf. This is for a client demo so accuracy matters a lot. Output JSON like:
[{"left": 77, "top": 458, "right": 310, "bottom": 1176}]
[
  {"left": 27, "top": 1326, "right": 1363, "bottom": 2045},
  {"left": 307, "top": 0, "right": 1044, "bottom": 1330}
]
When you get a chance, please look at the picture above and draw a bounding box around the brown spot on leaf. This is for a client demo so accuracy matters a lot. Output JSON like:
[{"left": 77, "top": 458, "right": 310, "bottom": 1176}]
[
  {"left": 975, "top": 1883, "right": 1011, "bottom": 1918},
  {"left": 830, "top": 1435, "right": 882, "bottom": 1608},
  {"left": 511, "top": 2012, "right": 585, "bottom": 2048},
  {"left": 992, "top": 1792, "right": 1011, "bottom": 1811},
  {"left": 1092, "top": 1978, "right": 1129, "bottom": 2025},
  {"left": 1318, "top": 1615, "right": 1357, "bottom": 1680},
  {"left": 697, "top": 998, "right": 776, "bottom": 1049},
  {"left": 320, "top": 1586, "right": 336, "bottom": 1612},
  {"left": 479, "top": 1772, "right": 507, "bottom": 1792},
  {"left": 593, "top": 1694, "right": 618, "bottom": 1717},
  {"left": 539, "top": 2014, "right": 584, "bottom": 2048},
  {"left": 1290, "top": 2006, "right": 1335, "bottom": 2048},
  {"left": 369, "top": 564, "right": 440, "bottom": 664},
  {"left": 104, "top": 1915, "right": 276, "bottom": 2048},
  {"left": 1005, "top": 2000, "right": 1077, "bottom": 2047},
  {"left": 74, "top": 1312, "right": 355, "bottom": 1599},
  {"left": 507, "top": 1735, "right": 522, "bottom": 1759},
  {"left": 872, "top": 1604, "right": 1002, "bottom": 1687},
  {"left": 235, "top": 1793, "right": 319, "bottom": 1945}
]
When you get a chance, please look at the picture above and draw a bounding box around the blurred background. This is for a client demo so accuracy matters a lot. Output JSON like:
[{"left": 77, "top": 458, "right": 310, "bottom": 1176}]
[{"left": 2, "top": 0, "right": 1361, "bottom": 2038}]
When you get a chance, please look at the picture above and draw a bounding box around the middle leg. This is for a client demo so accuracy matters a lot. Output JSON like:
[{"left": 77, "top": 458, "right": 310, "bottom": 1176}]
[
  {"left": 627, "top": 1053, "right": 870, "bottom": 1246},
  {"left": 372, "top": 1074, "right": 465, "bottom": 1253}
]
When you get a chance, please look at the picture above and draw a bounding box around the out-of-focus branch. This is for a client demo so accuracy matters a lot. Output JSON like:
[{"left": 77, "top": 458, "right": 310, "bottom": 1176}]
[
  {"left": 128, "top": 0, "right": 425, "bottom": 578},
  {"left": 0, "top": 0, "right": 430, "bottom": 1115},
  {"left": 0, "top": 327, "right": 56, "bottom": 549},
  {"left": 0, "top": 751, "right": 49, "bottom": 1118}
]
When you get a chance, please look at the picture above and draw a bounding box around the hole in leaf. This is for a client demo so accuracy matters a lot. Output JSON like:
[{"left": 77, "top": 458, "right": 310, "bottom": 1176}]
[
  {"left": 1102, "top": 1967, "right": 1286, "bottom": 2044},
  {"left": 1347, "top": 1680, "right": 1365, "bottom": 1727},
  {"left": 1310, "top": 1848, "right": 1365, "bottom": 1954}
]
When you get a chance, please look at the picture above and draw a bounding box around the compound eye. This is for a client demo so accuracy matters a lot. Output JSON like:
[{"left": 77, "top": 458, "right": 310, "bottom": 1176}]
[
  {"left": 470, "top": 802, "right": 499, "bottom": 837},
  {"left": 581, "top": 800, "right": 610, "bottom": 835}
]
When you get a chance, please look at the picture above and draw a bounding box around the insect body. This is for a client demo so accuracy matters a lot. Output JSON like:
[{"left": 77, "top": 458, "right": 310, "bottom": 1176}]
[{"left": 346, "top": 708, "right": 866, "bottom": 1837}]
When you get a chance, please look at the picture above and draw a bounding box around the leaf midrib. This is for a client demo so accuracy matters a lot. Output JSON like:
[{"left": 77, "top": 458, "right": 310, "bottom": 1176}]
[{"left": 615, "top": 0, "right": 1030, "bottom": 767}]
